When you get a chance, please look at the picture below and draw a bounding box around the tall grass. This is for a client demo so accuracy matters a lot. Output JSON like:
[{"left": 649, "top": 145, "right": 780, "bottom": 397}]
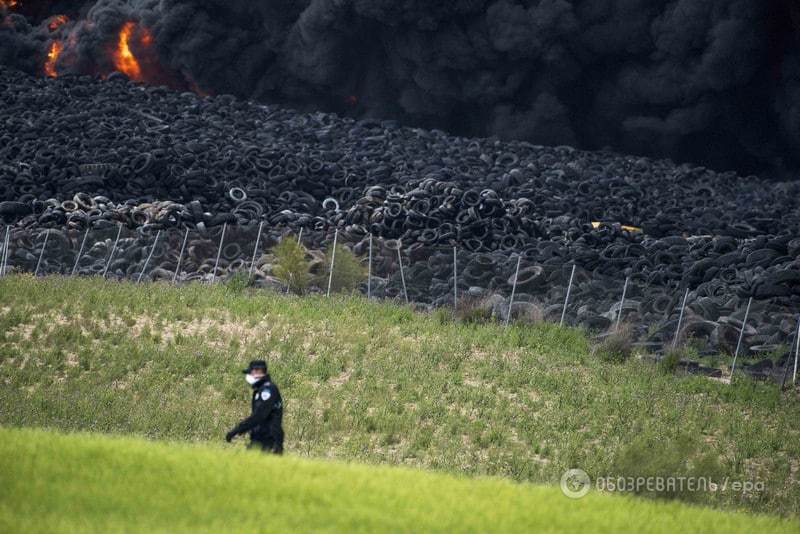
[
  {"left": 1, "top": 274, "right": 798, "bottom": 517},
  {"left": 1, "top": 427, "right": 797, "bottom": 533}
]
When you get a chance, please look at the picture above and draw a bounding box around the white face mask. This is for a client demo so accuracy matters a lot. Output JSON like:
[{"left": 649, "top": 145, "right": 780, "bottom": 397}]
[{"left": 245, "top": 374, "right": 259, "bottom": 385}]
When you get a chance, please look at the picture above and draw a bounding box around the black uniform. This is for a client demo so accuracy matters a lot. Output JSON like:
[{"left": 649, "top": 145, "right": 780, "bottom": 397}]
[{"left": 227, "top": 375, "right": 284, "bottom": 453}]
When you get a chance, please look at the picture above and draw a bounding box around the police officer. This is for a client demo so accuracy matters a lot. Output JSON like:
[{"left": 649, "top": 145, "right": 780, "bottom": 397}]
[{"left": 225, "top": 360, "right": 284, "bottom": 454}]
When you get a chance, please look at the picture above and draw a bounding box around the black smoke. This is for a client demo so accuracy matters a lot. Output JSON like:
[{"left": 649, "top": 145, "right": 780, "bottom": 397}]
[{"left": 2, "top": 0, "right": 799, "bottom": 178}]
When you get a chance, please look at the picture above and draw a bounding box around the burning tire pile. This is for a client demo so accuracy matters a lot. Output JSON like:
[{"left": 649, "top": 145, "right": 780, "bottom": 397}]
[{"left": 1, "top": 66, "right": 800, "bottom": 373}]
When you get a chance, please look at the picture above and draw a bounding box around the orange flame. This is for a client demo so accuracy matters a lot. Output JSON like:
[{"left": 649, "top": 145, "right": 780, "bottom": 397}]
[
  {"left": 113, "top": 21, "right": 146, "bottom": 81},
  {"left": 0, "top": 0, "right": 19, "bottom": 10},
  {"left": 44, "top": 40, "right": 62, "bottom": 77},
  {"left": 47, "top": 14, "right": 68, "bottom": 32}
]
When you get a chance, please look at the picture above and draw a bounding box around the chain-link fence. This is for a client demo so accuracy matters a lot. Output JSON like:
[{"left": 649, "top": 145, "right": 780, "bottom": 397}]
[{"left": 2, "top": 222, "right": 798, "bottom": 387}]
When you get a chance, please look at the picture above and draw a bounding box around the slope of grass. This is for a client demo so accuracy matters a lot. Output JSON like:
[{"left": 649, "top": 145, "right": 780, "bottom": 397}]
[
  {"left": 0, "top": 275, "right": 798, "bottom": 517},
  {"left": 0, "top": 427, "right": 797, "bottom": 533}
]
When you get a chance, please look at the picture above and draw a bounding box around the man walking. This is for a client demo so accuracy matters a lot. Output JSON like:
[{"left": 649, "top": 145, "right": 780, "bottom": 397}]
[{"left": 225, "top": 359, "right": 284, "bottom": 454}]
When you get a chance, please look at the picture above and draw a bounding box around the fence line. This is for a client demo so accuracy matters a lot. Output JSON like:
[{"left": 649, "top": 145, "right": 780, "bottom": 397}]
[
  {"left": 505, "top": 254, "right": 521, "bottom": 327},
  {"left": 794, "top": 317, "right": 800, "bottom": 385},
  {"left": 560, "top": 264, "right": 576, "bottom": 327},
  {"left": 102, "top": 223, "right": 122, "bottom": 279},
  {"left": 453, "top": 246, "right": 457, "bottom": 309},
  {"left": 137, "top": 230, "right": 161, "bottom": 284},
  {"left": 1, "top": 226, "right": 9, "bottom": 277},
  {"left": 367, "top": 234, "right": 373, "bottom": 300},
  {"left": 672, "top": 287, "right": 690, "bottom": 349},
  {"left": 70, "top": 227, "right": 90, "bottom": 276},
  {"left": 34, "top": 229, "right": 49, "bottom": 277},
  {"left": 327, "top": 228, "right": 338, "bottom": 297},
  {"left": 614, "top": 276, "right": 629, "bottom": 332},
  {"left": 172, "top": 228, "right": 189, "bottom": 284},
  {"left": 731, "top": 297, "right": 753, "bottom": 377},
  {"left": 249, "top": 221, "right": 264, "bottom": 278},
  {"left": 0, "top": 221, "right": 797, "bottom": 387},
  {"left": 397, "top": 242, "right": 408, "bottom": 304},
  {"left": 211, "top": 222, "right": 227, "bottom": 284}
]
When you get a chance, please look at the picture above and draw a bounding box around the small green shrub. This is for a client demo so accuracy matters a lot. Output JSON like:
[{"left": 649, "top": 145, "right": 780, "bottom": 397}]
[
  {"left": 317, "top": 244, "right": 365, "bottom": 293},
  {"left": 454, "top": 295, "right": 492, "bottom": 324},
  {"left": 766, "top": 344, "right": 789, "bottom": 364},
  {"left": 510, "top": 301, "right": 545, "bottom": 324},
  {"left": 659, "top": 348, "right": 684, "bottom": 374},
  {"left": 609, "top": 432, "right": 725, "bottom": 504},
  {"left": 431, "top": 307, "right": 455, "bottom": 325},
  {"left": 593, "top": 323, "right": 634, "bottom": 363},
  {"left": 272, "top": 235, "right": 310, "bottom": 293},
  {"left": 223, "top": 272, "right": 251, "bottom": 294}
]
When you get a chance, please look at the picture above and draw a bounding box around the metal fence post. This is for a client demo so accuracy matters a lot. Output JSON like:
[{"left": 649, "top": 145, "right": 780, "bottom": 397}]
[
  {"left": 3, "top": 227, "right": 9, "bottom": 276},
  {"left": 249, "top": 221, "right": 264, "bottom": 278},
  {"left": 285, "top": 272, "right": 294, "bottom": 295},
  {"left": 102, "top": 223, "right": 123, "bottom": 279},
  {"left": 614, "top": 276, "right": 630, "bottom": 332},
  {"left": 672, "top": 287, "right": 690, "bottom": 348},
  {"left": 367, "top": 233, "right": 373, "bottom": 299},
  {"left": 327, "top": 228, "right": 338, "bottom": 297},
  {"left": 730, "top": 296, "right": 753, "bottom": 378},
  {"left": 172, "top": 228, "right": 189, "bottom": 284},
  {"left": 71, "top": 227, "right": 90, "bottom": 276},
  {"left": 2, "top": 230, "right": 8, "bottom": 276},
  {"left": 505, "top": 254, "right": 522, "bottom": 327},
  {"left": 0, "top": 226, "right": 6, "bottom": 277},
  {"left": 560, "top": 264, "right": 576, "bottom": 327},
  {"left": 1, "top": 226, "right": 10, "bottom": 277},
  {"left": 137, "top": 230, "right": 161, "bottom": 284},
  {"left": 397, "top": 241, "right": 408, "bottom": 304},
  {"left": 211, "top": 222, "right": 227, "bottom": 284},
  {"left": 34, "top": 229, "right": 50, "bottom": 277},
  {"left": 793, "top": 316, "right": 800, "bottom": 385},
  {"left": 453, "top": 246, "right": 458, "bottom": 309}
]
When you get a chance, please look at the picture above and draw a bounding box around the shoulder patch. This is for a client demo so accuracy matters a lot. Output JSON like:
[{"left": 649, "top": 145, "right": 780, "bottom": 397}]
[{"left": 260, "top": 390, "right": 271, "bottom": 401}]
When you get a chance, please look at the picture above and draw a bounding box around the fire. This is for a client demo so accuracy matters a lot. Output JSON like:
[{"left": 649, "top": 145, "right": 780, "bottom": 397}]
[
  {"left": 29, "top": 14, "right": 196, "bottom": 95},
  {"left": 47, "top": 14, "right": 68, "bottom": 32},
  {"left": 44, "top": 40, "right": 62, "bottom": 77},
  {"left": 113, "top": 21, "right": 148, "bottom": 81},
  {"left": 106, "top": 20, "right": 176, "bottom": 88},
  {"left": 0, "top": 0, "right": 18, "bottom": 10}
]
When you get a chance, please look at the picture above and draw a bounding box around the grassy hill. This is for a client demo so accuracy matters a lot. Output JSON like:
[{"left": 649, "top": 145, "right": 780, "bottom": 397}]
[
  {"left": 1, "top": 427, "right": 797, "bottom": 533},
  {"left": 0, "top": 275, "right": 798, "bottom": 517}
]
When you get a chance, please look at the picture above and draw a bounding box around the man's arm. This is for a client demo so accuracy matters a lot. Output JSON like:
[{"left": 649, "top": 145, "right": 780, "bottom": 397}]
[{"left": 227, "top": 390, "right": 277, "bottom": 438}]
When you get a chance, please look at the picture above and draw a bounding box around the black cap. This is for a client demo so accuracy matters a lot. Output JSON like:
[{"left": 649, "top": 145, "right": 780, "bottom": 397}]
[{"left": 242, "top": 360, "right": 267, "bottom": 374}]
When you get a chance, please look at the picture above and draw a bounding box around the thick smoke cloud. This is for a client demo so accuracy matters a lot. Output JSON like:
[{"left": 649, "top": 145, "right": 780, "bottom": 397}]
[{"left": 1, "top": 0, "right": 799, "bottom": 178}]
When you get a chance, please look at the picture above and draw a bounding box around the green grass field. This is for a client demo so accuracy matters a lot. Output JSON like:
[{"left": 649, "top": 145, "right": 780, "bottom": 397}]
[
  {"left": 1, "top": 427, "right": 797, "bottom": 533},
  {"left": 1, "top": 275, "right": 798, "bottom": 520}
]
